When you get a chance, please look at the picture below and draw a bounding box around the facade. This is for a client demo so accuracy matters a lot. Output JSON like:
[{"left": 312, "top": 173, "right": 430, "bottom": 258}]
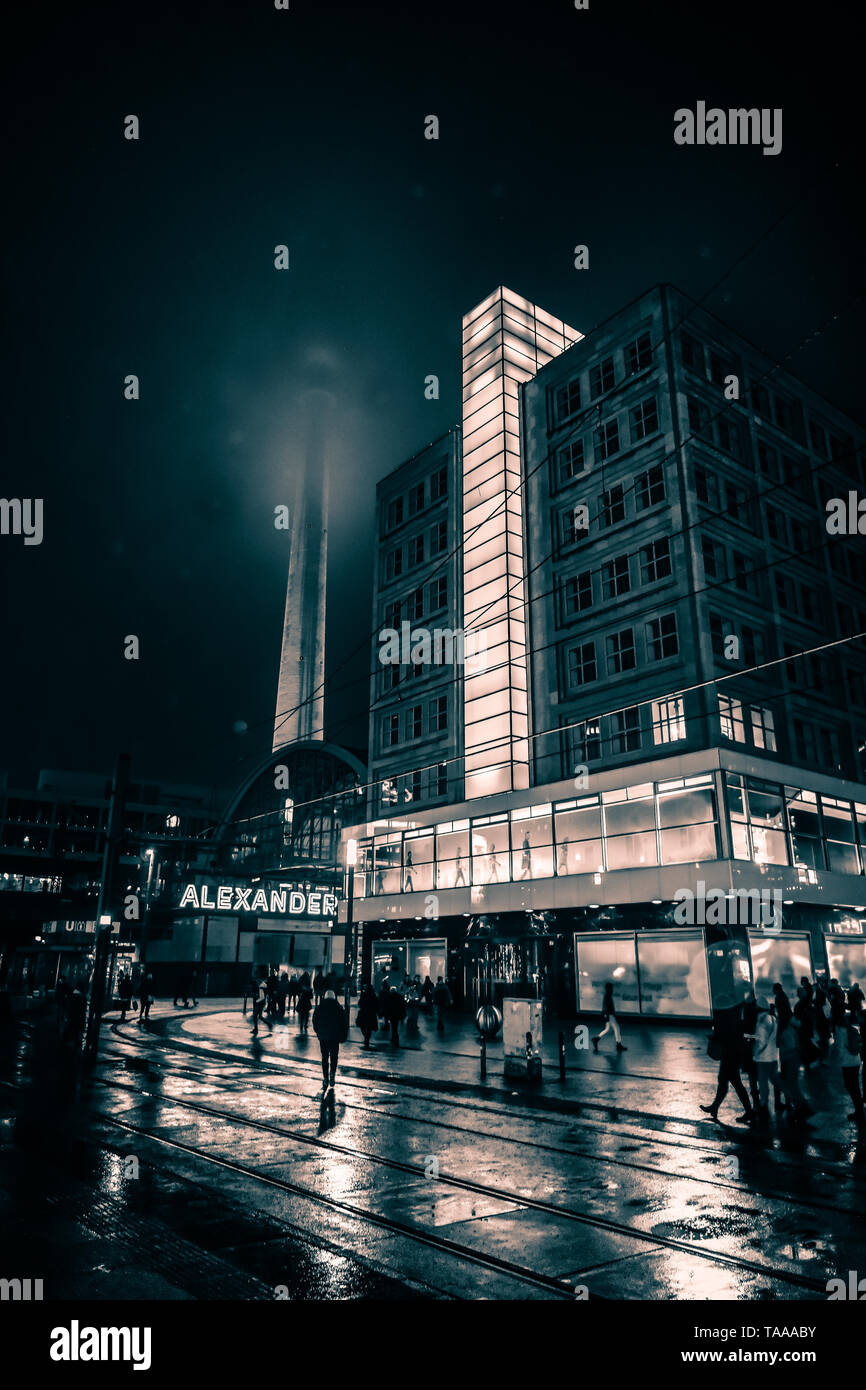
[
  {"left": 348, "top": 283, "right": 866, "bottom": 1018},
  {"left": 367, "top": 429, "right": 463, "bottom": 817}
]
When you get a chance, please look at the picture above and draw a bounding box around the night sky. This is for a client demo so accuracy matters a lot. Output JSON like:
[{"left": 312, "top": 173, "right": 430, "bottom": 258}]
[{"left": 2, "top": 0, "right": 862, "bottom": 800}]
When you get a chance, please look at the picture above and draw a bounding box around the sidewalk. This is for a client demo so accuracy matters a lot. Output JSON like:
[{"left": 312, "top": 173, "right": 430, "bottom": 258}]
[{"left": 116, "top": 1000, "right": 865, "bottom": 1160}]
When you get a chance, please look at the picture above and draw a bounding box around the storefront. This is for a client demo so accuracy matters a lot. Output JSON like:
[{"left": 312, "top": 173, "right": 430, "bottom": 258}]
[{"left": 370, "top": 937, "right": 447, "bottom": 990}]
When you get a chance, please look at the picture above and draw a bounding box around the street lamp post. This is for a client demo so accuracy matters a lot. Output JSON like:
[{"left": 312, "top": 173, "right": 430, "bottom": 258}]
[{"left": 343, "top": 838, "right": 357, "bottom": 1018}]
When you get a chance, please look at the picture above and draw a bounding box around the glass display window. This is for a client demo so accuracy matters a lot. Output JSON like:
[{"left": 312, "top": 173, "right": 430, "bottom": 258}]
[
  {"left": 373, "top": 838, "right": 402, "bottom": 895},
  {"left": 436, "top": 824, "right": 470, "bottom": 888},
  {"left": 470, "top": 818, "right": 511, "bottom": 885},
  {"left": 605, "top": 830, "right": 657, "bottom": 871},
  {"left": 749, "top": 932, "right": 814, "bottom": 1000},
  {"left": 574, "top": 933, "right": 640, "bottom": 1013},
  {"left": 826, "top": 936, "right": 866, "bottom": 989},
  {"left": 636, "top": 931, "right": 711, "bottom": 1017}
]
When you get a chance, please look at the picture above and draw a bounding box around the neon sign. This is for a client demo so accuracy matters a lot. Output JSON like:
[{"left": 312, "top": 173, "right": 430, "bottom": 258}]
[{"left": 177, "top": 883, "right": 338, "bottom": 918}]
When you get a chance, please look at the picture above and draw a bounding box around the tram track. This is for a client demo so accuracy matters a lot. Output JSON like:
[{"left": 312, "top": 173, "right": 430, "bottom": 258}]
[
  {"left": 101, "top": 1029, "right": 866, "bottom": 1212},
  {"left": 83, "top": 1058, "right": 834, "bottom": 1296}
]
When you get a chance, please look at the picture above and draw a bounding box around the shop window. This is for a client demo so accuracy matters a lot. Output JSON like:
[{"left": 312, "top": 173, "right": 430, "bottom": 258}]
[
  {"left": 402, "top": 831, "right": 434, "bottom": 893},
  {"left": 372, "top": 839, "right": 402, "bottom": 895},
  {"left": 603, "top": 792, "right": 657, "bottom": 871},
  {"left": 657, "top": 786, "right": 718, "bottom": 865},
  {"left": 470, "top": 818, "right": 511, "bottom": 885},
  {"left": 785, "top": 787, "right": 824, "bottom": 874},
  {"left": 435, "top": 824, "right": 470, "bottom": 889},
  {"left": 509, "top": 808, "right": 554, "bottom": 880},
  {"left": 554, "top": 803, "right": 603, "bottom": 877},
  {"left": 821, "top": 796, "right": 861, "bottom": 876}
]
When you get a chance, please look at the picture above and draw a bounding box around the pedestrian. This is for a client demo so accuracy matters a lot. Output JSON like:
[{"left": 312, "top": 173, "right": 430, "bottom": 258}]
[
  {"left": 297, "top": 973, "right": 313, "bottom": 1034},
  {"left": 848, "top": 980, "right": 864, "bottom": 1016},
  {"left": 832, "top": 1003, "right": 864, "bottom": 1125},
  {"left": 592, "top": 982, "right": 627, "bottom": 1053},
  {"left": 289, "top": 973, "right": 299, "bottom": 1014},
  {"left": 700, "top": 1003, "right": 754, "bottom": 1124},
  {"left": 433, "top": 976, "right": 452, "bottom": 1033},
  {"left": 739, "top": 987, "right": 761, "bottom": 1112},
  {"left": 385, "top": 986, "right": 406, "bottom": 1046},
  {"left": 55, "top": 974, "right": 70, "bottom": 1037},
  {"left": 421, "top": 975, "right": 434, "bottom": 1015},
  {"left": 751, "top": 993, "right": 781, "bottom": 1120},
  {"left": 794, "top": 984, "right": 819, "bottom": 1069},
  {"left": 117, "top": 970, "right": 132, "bottom": 1022},
  {"left": 814, "top": 980, "right": 832, "bottom": 1060},
  {"left": 775, "top": 1009, "right": 812, "bottom": 1122},
  {"left": 173, "top": 973, "right": 190, "bottom": 1008},
  {"left": 313, "top": 988, "right": 349, "bottom": 1092},
  {"left": 64, "top": 985, "right": 87, "bottom": 1049},
  {"left": 356, "top": 984, "right": 378, "bottom": 1048},
  {"left": 277, "top": 972, "right": 289, "bottom": 1019},
  {"left": 137, "top": 971, "right": 153, "bottom": 1023},
  {"left": 266, "top": 969, "right": 279, "bottom": 1017},
  {"left": 313, "top": 970, "right": 325, "bottom": 1006}
]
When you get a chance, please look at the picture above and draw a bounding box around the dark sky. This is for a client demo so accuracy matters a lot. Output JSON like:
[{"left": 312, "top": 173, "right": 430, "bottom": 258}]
[{"left": 2, "top": 0, "right": 862, "bottom": 799}]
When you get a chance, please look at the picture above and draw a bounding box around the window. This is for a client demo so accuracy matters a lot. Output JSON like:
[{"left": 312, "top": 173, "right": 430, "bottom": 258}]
[
  {"left": 625, "top": 332, "right": 653, "bottom": 375},
  {"left": 809, "top": 420, "right": 829, "bottom": 459},
  {"left": 701, "top": 536, "right": 725, "bottom": 581},
  {"left": 765, "top": 507, "right": 785, "bottom": 544},
  {"left": 607, "top": 628, "right": 636, "bottom": 674},
  {"left": 428, "top": 575, "right": 447, "bottom": 611},
  {"left": 711, "top": 615, "right": 733, "bottom": 660},
  {"left": 641, "top": 537, "right": 672, "bottom": 584},
  {"left": 408, "top": 535, "right": 424, "bottom": 566},
  {"left": 750, "top": 705, "right": 777, "bottom": 751},
  {"left": 652, "top": 697, "right": 686, "bottom": 744},
  {"left": 386, "top": 497, "right": 404, "bottom": 530},
  {"left": 571, "top": 719, "right": 602, "bottom": 763},
  {"left": 681, "top": 332, "right": 702, "bottom": 372},
  {"left": 429, "top": 696, "right": 448, "bottom": 733},
  {"left": 775, "top": 573, "right": 792, "bottom": 611},
  {"left": 564, "top": 571, "right": 593, "bottom": 615},
  {"left": 695, "top": 466, "right": 719, "bottom": 509},
  {"left": 407, "top": 704, "right": 423, "bottom": 739},
  {"left": 558, "top": 439, "right": 587, "bottom": 484},
  {"left": 799, "top": 583, "right": 815, "bottom": 624},
  {"left": 751, "top": 385, "right": 771, "bottom": 420},
  {"left": 716, "top": 416, "right": 742, "bottom": 459},
  {"left": 790, "top": 519, "right": 810, "bottom": 555},
  {"left": 409, "top": 482, "right": 425, "bottom": 515},
  {"left": 719, "top": 694, "right": 745, "bottom": 742},
  {"left": 383, "top": 714, "right": 400, "bottom": 748},
  {"left": 566, "top": 642, "right": 597, "bottom": 688},
  {"left": 590, "top": 356, "right": 615, "bottom": 399},
  {"left": 404, "top": 770, "right": 422, "bottom": 805},
  {"left": 793, "top": 719, "right": 817, "bottom": 763},
  {"left": 384, "top": 599, "right": 401, "bottom": 628},
  {"left": 600, "top": 482, "right": 626, "bottom": 527},
  {"left": 555, "top": 379, "right": 581, "bottom": 421},
  {"left": 596, "top": 418, "right": 620, "bottom": 460},
  {"left": 430, "top": 519, "right": 448, "bottom": 555},
  {"left": 726, "top": 483, "right": 749, "bottom": 526},
  {"left": 385, "top": 547, "right": 402, "bottom": 581},
  {"left": 430, "top": 465, "right": 448, "bottom": 501},
  {"left": 646, "top": 612, "right": 679, "bottom": 661},
  {"left": 635, "top": 464, "right": 665, "bottom": 510},
  {"left": 610, "top": 706, "right": 641, "bottom": 754},
  {"left": 688, "top": 397, "right": 711, "bottom": 438},
  {"left": 741, "top": 625, "right": 764, "bottom": 667},
  {"left": 436, "top": 763, "right": 448, "bottom": 797},
  {"left": 757, "top": 439, "right": 778, "bottom": 478},
  {"left": 560, "top": 504, "right": 588, "bottom": 547},
  {"left": 732, "top": 550, "right": 760, "bottom": 598},
  {"left": 409, "top": 586, "right": 424, "bottom": 622},
  {"left": 384, "top": 664, "right": 401, "bottom": 691},
  {"left": 630, "top": 395, "right": 659, "bottom": 441},
  {"left": 602, "top": 555, "right": 630, "bottom": 599}
]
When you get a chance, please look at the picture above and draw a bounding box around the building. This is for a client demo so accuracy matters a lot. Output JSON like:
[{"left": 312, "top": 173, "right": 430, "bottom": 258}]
[{"left": 344, "top": 283, "right": 866, "bottom": 1019}]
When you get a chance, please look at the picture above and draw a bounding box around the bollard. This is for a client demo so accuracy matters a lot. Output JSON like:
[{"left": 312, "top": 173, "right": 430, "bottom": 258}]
[
  {"left": 480, "top": 1035, "right": 487, "bottom": 1081},
  {"left": 558, "top": 1031, "right": 566, "bottom": 1082}
]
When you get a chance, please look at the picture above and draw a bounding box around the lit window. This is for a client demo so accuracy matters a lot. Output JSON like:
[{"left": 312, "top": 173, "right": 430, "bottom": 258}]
[
  {"left": 653, "top": 697, "right": 686, "bottom": 744},
  {"left": 719, "top": 694, "right": 746, "bottom": 742},
  {"left": 750, "top": 706, "right": 776, "bottom": 751}
]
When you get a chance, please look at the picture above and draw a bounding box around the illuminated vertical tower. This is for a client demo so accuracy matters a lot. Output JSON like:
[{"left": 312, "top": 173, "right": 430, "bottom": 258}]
[
  {"left": 273, "top": 391, "right": 330, "bottom": 751},
  {"left": 461, "top": 287, "right": 581, "bottom": 798}
]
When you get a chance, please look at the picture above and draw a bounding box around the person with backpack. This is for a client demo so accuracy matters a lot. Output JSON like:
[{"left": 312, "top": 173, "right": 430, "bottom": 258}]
[
  {"left": 832, "top": 1003, "right": 864, "bottom": 1125},
  {"left": 313, "top": 988, "right": 349, "bottom": 1092}
]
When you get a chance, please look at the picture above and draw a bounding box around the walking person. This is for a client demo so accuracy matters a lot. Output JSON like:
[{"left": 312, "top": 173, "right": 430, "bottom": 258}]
[
  {"left": 313, "top": 988, "right": 349, "bottom": 1093},
  {"left": 356, "top": 983, "right": 378, "bottom": 1048},
  {"left": 751, "top": 993, "right": 781, "bottom": 1120},
  {"left": 775, "top": 1007, "right": 813, "bottom": 1123},
  {"left": 117, "top": 970, "right": 133, "bottom": 1022},
  {"left": 832, "top": 1002, "right": 864, "bottom": 1125},
  {"left": 433, "top": 976, "right": 452, "bottom": 1033},
  {"left": 137, "top": 970, "right": 153, "bottom": 1024},
  {"left": 297, "top": 973, "right": 313, "bottom": 1034},
  {"left": 848, "top": 980, "right": 864, "bottom": 1016},
  {"left": 277, "top": 971, "right": 289, "bottom": 1020},
  {"left": 814, "top": 979, "right": 832, "bottom": 1060},
  {"left": 739, "top": 987, "right": 761, "bottom": 1112},
  {"left": 592, "top": 982, "right": 627, "bottom": 1053},
  {"left": 385, "top": 986, "right": 406, "bottom": 1046},
  {"left": 700, "top": 1003, "right": 754, "bottom": 1124},
  {"left": 420, "top": 975, "right": 434, "bottom": 1015}
]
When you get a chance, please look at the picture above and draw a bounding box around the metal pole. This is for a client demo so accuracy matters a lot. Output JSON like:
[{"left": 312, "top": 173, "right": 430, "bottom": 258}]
[
  {"left": 480, "top": 1035, "right": 487, "bottom": 1081},
  {"left": 558, "top": 1030, "right": 566, "bottom": 1082},
  {"left": 82, "top": 752, "right": 130, "bottom": 1062}
]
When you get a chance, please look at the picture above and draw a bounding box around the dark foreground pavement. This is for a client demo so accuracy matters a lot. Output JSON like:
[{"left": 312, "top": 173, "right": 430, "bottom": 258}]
[{"left": 1, "top": 1000, "right": 864, "bottom": 1302}]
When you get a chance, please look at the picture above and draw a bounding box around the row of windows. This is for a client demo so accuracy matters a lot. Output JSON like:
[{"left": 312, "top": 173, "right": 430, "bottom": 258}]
[
  {"left": 555, "top": 393, "right": 661, "bottom": 486},
  {"left": 681, "top": 333, "right": 820, "bottom": 456},
  {"left": 557, "top": 462, "right": 666, "bottom": 547},
  {"left": 726, "top": 773, "right": 866, "bottom": 876},
  {"left": 564, "top": 613, "right": 680, "bottom": 692},
  {"left": 383, "top": 464, "right": 449, "bottom": 534},
  {"left": 378, "top": 764, "right": 449, "bottom": 810},
  {"left": 384, "top": 521, "right": 449, "bottom": 582},
  {"left": 719, "top": 695, "right": 777, "bottom": 751},
  {"left": 565, "top": 698, "right": 687, "bottom": 763},
  {"left": 382, "top": 575, "right": 449, "bottom": 629},
  {"left": 687, "top": 396, "right": 748, "bottom": 462},
  {"left": 357, "top": 773, "right": 718, "bottom": 895},
  {"left": 560, "top": 535, "right": 672, "bottom": 622},
  {"left": 551, "top": 329, "right": 654, "bottom": 426},
  {"left": 381, "top": 697, "right": 449, "bottom": 748}
]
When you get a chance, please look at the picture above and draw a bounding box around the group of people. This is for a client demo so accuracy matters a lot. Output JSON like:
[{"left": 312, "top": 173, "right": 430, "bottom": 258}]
[
  {"left": 250, "top": 969, "right": 322, "bottom": 1032},
  {"left": 355, "top": 972, "right": 453, "bottom": 1048},
  {"left": 702, "top": 975, "right": 865, "bottom": 1128}
]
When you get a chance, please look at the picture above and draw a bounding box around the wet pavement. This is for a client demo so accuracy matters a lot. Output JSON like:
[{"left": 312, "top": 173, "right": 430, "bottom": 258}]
[{"left": 1, "top": 1001, "right": 864, "bottom": 1301}]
